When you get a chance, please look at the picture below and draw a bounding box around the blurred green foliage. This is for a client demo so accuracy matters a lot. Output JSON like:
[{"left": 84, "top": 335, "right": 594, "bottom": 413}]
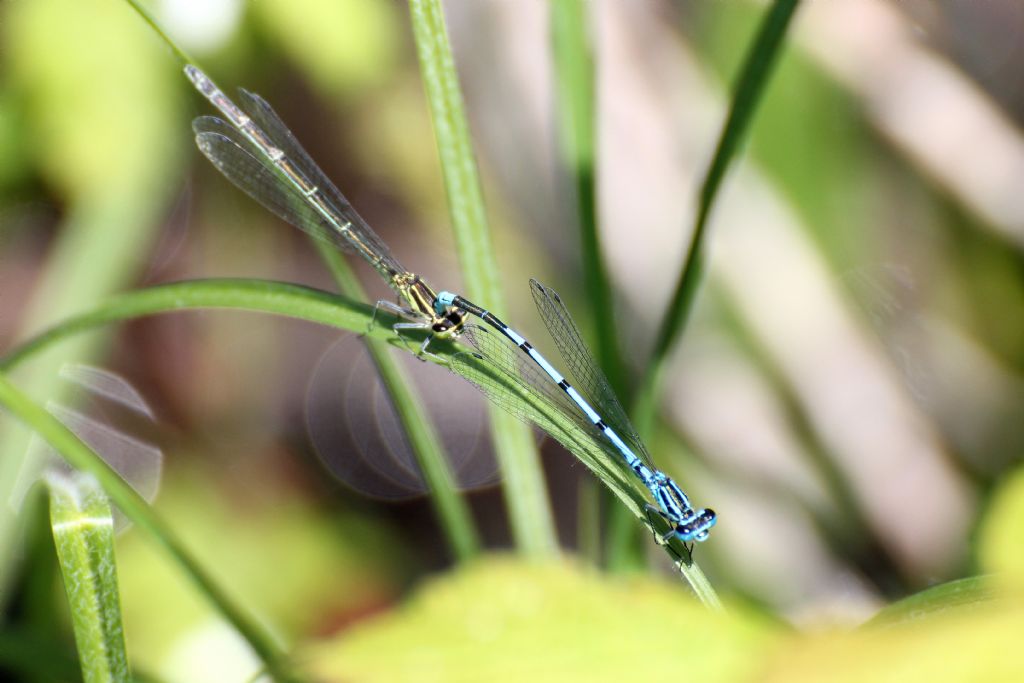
[
  {"left": 116, "top": 463, "right": 407, "bottom": 677},
  {"left": 305, "top": 557, "right": 779, "bottom": 683},
  {"left": 4, "top": 0, "right": 181, "bottom": 201},
  {"left": 253, "top": 0, "right": 403, "bottom": 98}
]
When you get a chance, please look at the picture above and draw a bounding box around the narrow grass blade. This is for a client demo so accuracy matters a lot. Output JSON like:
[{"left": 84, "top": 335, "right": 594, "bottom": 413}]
[
  {"left": 408, "top": 0, "right": 557, "bottom": 557},
  {"left": 550, "top": 0, "right": 624, "bottom": 396},
  {"left": 45, "top": 471, "right": 128, "bottom": 683},
  {"left": 0, "top": 279, "right": 399, "bottom": 374},
  {"left": 634, "top": 0, "right": 802, "bottom": 435},
  {"left": 120, "top": 0, "right": 193, "bottom": 65},
  {"left": 0, "top": 372, "right": 302, "bottom": 683},
  {"left": 550, "top": 0, "right": 644, "bottom": 569},
  {"left": 314, "top": 243, "right": 480, "bottom": 560}
]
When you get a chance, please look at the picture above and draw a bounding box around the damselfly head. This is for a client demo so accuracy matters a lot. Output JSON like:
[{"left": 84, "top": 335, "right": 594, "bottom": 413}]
[
  {"left": 681, "top": 508, "right": 717, "bottom": 542},
  {"left": 431, "top": 308, "right": 467, "bottom": 336}
]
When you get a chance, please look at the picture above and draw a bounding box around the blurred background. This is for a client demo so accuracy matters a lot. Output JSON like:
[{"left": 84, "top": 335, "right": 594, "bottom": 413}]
[{"left": 1, "top": 0, "right": 1022, "bottom": 678}]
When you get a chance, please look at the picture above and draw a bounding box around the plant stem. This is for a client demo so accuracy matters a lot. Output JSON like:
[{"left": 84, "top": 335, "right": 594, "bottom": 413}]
[
  {"left": 633, "top": 0, "right": 802, "bottom": 437},
  {"left": 550, "top": 0, "right": 645, "bottom": 570},
  {"left": 550, "top": 0, "right": 624, "bottom": 397},
  {"left": 46, "top": 472, "right": 129, "bottom": 683},
  {"left": 408, "top": 0, "right": 558, "bottom": 557},
  {"left": 121, "top": 0, "right": 193, "bottom": 65},
  {"left": 0, "top": 279, "right": 383, "bottom": 373},
  {"left": 314, "top": 244, "right": 480, "bottom": 560}
]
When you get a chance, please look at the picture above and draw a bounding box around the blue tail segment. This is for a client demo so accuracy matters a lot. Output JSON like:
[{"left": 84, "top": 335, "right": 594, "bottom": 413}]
[{"left": 437, "top": 287, "right": 716, "bottom": 545}]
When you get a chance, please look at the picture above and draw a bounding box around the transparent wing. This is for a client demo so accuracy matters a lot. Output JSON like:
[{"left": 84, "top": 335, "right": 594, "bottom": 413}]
[
  {"left": 461, "top": 325, "right": 594, "bottom": 434},
  {"left": 194, "top": 121, "right": 354, "bottom": 253},
  {"left": 234, "top": 89, "right": 400, "bottom": 268},
  {"left": 451, "top": 332, "right": 638, "bottom": 499},
  {"left": 307, "top": 336, "right": 495, "bottom": 500},
  {"left": 529, "top": 279, "right": 653, "bottom": 465}
]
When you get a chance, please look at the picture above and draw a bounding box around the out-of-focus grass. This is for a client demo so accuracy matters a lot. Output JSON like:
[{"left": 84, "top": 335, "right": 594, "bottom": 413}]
[
  {"left": 252, "top": 0, "right": 402, "bottom": 98},
  {"left": 408, "top": 0, "right": 557, "bottom": 558},
  {"left": 695, "top": 0, "right": 876, "bottom": 267},
  {"left": 0, "top": 0, "right": 183, "bottom": 602},
  {"left": 116, "top": 463, "right": 407, "bottom": 679}
]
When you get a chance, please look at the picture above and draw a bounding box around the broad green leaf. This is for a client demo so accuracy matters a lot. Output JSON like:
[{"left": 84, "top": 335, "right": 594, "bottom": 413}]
[
  {"left": 761, "top": 595, "right": 1024, "bottom": 683},
  {"left": 304, "top": 558, "right": 778, "bottom": 683},
  {"left": 866, "top": 576, "right": 998, "bottom": 628},
  {"left": 979, "top": 465, "right": 1024, "bottom": 585}
]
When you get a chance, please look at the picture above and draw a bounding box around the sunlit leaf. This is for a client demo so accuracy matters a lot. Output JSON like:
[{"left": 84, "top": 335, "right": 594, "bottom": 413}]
[
  {"left": 978, "top": 465, "right": 1024, "bottom": 584},
  {"left": 305, "top": 558, "right": 778, "bottom": 683}
]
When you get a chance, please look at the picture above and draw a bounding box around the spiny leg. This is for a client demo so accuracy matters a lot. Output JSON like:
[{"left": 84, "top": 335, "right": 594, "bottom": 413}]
[
  {"left": 369, "top": 299, "right": 421, "bottom": 334},
  {"left": 644, "top": 505, "right": 695, "bottom": 569},
  {"left": 392, "top": 321, "right": 439, "bottom": 360},
  {"left": 644, "top": 504, "right": 679, "bottom": 545},
  {"left": 371, "top": 299, "right": 435, "bottom": 356}
]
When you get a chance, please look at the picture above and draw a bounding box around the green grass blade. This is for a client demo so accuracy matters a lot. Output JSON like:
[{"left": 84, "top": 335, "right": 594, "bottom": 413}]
[
  {"left": 550, "top": 0, "right": 643, "bottom": 569},
  {"left": 1, "top": 275, "right": 717, "bottom": 605},
  {"left": 120, "top": 0, "right": 192, "bottom": 65},
  {"left": 633, "top": 0, "right": 801, "bottom": 435},
  {"left": 45, "top": 471, "right": 128, "bottom": 683},
  {"left": 550, "top": 0, "right": 624, "bottom": 397},
  {"left": 866, "top": 576, "right": 997, "bottom": 628},
  {"left": 408, "top": 0, "right": 557, "bottom": 557},
  {"left": 0, "top": 372, "right": 302, "bottom": 683},
  {"left": 0, "top": 279, "right": 393, "bottom": 373},
  {"left": 314, "top": 244, "right": 480, "bottom": 561}
]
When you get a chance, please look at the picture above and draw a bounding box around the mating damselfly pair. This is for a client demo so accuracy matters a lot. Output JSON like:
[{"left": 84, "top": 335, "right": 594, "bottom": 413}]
[{"left": 185, "top": 65, "right": 716, "bottom": 549}]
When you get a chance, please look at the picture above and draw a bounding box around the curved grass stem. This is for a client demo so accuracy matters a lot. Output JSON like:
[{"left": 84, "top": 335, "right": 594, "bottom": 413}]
[{"left": 634, "top": 0, "right": 802, "bottom": 436}]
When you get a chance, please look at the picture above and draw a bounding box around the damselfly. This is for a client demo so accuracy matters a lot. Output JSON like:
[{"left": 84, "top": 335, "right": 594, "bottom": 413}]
[{"left": 184, "top": 66, "right": 715, "bottom": 545}]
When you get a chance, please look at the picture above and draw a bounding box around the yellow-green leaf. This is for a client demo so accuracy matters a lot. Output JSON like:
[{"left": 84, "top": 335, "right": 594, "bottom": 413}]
[
  {"left": 978, "top": 464, "right": 1024, "bottom": 584},
  {"left": 304, "top": 557, "right": 780, "bottom": 683}
]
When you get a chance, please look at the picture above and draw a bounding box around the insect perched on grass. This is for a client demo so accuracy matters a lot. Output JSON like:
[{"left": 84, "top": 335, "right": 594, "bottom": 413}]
[{"left": 185, "top": 65, "right": 715, "bottom": 549}]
